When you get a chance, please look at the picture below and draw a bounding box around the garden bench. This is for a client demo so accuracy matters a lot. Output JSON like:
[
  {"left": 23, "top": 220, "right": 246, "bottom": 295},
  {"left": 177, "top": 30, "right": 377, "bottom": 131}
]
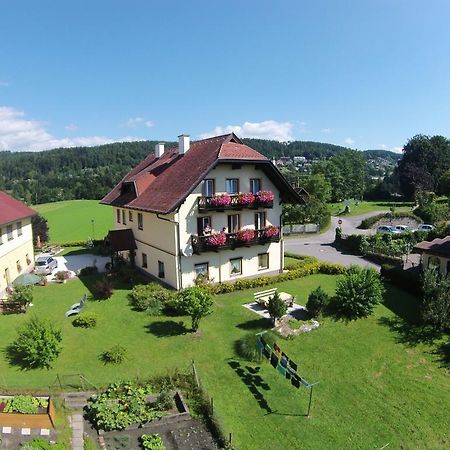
[
  {"left": 254, "top": 288, "right": 295, "bottom": 308},
  {"left": 65, "top": 293, "right": 87, "bottom": 317}
]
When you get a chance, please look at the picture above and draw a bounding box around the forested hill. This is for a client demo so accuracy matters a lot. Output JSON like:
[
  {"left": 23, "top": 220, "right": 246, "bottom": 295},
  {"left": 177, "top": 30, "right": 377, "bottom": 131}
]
[
  {"left": 364, "top": 149, "right": 402, "bottom": 161},
  {"left": 0, "top": 138, "right": 397, "bottom": 204}
]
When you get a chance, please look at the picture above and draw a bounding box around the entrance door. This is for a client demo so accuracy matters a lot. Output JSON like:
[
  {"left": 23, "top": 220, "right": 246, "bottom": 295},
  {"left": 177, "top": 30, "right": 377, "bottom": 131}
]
[{"left": 197, "top": 216, "right": 212, "bottom": 235}]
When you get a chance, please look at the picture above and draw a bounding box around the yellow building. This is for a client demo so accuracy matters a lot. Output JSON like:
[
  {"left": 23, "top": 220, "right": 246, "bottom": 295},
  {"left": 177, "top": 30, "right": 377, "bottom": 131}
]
[
  {"left": 0, "top": 191, "right": 36, "bottom": 299},
  {"left": 101, "top": 133, "right": 305, "bottom": 289}
]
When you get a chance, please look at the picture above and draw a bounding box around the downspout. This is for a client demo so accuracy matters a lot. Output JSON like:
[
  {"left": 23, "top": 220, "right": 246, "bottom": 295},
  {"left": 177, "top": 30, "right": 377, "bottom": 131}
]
[
  {"left": 279, "top": 209, "right": 284, "bottom": 273},
  {"left": 156, "top": 213, "right": 183, "bottom": 290}
]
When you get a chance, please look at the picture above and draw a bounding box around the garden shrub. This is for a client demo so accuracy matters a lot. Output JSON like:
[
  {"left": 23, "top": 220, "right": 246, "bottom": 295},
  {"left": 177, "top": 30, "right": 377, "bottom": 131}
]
[
  {"left": 10, "top": 316, "right": 62, "bottom": 369},
  {"left": 267, "top": 291, "right": 287, "bottom": 324},
  {"left": 421, "top": 268, "right": 450, "bottom": 331},
  {"left": 4, "top": 395, "right": 40, "bottom": 414},
  {"left": 10, "top": 284, "right": 33, "bottom": 308},
  {"left": 100, "top": 344, "right": 127, "bottom": 364},
  {"left": 55, "top": 270, "right": 70, "bottom": 281},
  {"left": 128, "top": 283, "right": 174, "bottom": 315},
  {"left": 79, "top": 266, "right": 98, "bottom": 276},
  {"left": 155, "top": 390, "right": 174, "bottom": 411},
  {"left": 20, "top": 437, "right": 65, "bottom": 450},
  {"left": 72, "top": 312, "right": 98, "bottom": 328},
  {"left": 306, "top": 287, "right": 330, "bottom": 318},
  {"left": 235, "top": 331, "right": 277, "bottom": 362},
  {"left": 140, "top": 434, "right": 165, "bottom": 450},
  {"left": 332, "top": 266, "right": 385, "bottom": 320},
  {"left": 176, "top": 286, "right": 213, "bottom": 331},
  {"left": 94, "top": 277, "right": 113, "bottom": 299},
  {"left": 380, "top": 264, "right": 421, "bottom": 294}
]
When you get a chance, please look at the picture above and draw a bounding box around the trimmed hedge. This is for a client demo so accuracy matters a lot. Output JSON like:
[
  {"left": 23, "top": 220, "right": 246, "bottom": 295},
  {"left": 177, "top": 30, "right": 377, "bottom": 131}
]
[
  {"left": 212, "top": 261, "right": 347, "bottom": 295},
  {"left": 358, "top": 212, "right": 421, "bottom": 229},
  {"left": 380, "top": 264, "right": 422, "bottom": 294}
]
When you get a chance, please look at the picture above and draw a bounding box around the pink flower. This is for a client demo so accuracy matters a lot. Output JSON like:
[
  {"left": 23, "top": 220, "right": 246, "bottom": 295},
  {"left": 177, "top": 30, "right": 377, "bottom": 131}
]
[
  {"left": 210, "top": 194, "right": 232, "bottom": 207},
  {"left": 263, "top": 225, "right": 279, "bottom": 238},
  {"left": 207, "top": 232, "right": 227, "bottom": 247},
  {"left": 237, "top": 228, "right": 256, "bottom": 242},
  {"left": 237, "top": 192, "right": 255, "bottom": 206},
  {"left": 256, "top": 190, "right": 274, "bottom": 203}
]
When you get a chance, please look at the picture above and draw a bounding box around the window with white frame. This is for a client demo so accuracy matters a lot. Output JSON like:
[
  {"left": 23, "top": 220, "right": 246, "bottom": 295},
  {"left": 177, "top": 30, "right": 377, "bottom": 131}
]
[
  {"left": 7, "top": 225, "right": 13, "bottom": 241},
  {"left": 258, "top": 253, "right": 269, "bottom": 270},
  {"left": 17, "top": 221, "right": 22, "bottom": 236},
  {"left": 138, "top": 213, "right": 143, "bottom": 230},
  {"left": 230, "top": 257, "right": 242, "bottom": 276},
  {"left": 202, "top": 179, "right": 215, "bottom": 196},
  {"left": 226, "top": 178, "right": 239, "bottom": 194},
  {"left": 250, "top": 178, "right": 261, "bottom": 194},
  {"left": 122, "top": 210, "right": 126, "bottom": 225},
  {"left": 254, "top": 212, "right": 266, "bottom": 230},
  {"left": 227, "top": 214, "right": 240, "bottom": 233},
  {"left": 129, "top": 211, "right": 133, "bottom": 222},
  {"left": 195, "top": 262, "right": 209, "bottom": 277},
  {"left": 117, "top": 209, "right": 121, "bottom": 223}
]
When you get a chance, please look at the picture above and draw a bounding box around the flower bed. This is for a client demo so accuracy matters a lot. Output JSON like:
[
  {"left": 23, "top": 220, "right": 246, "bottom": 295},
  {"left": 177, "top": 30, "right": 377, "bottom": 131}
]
[{"left": 0, "top": 395, "right": 55, "bottom": 428}]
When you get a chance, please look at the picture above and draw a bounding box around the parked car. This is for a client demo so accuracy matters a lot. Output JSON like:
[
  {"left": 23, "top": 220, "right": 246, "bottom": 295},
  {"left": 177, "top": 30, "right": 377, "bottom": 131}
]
[
  {"left": 34, "top": 256, "right": 58, "bottom": 275},
  {"left": 417, "top": 224, "right": 435, "bottom": 232},
  {"left": 377, "top": 225, "right": 401, "bottom": 234},
  {"left": 394, "top": 225, "right": 411, "bottom": 232}
]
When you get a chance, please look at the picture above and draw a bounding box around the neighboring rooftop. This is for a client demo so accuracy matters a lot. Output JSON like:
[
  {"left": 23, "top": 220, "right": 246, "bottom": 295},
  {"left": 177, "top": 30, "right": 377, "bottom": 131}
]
[
  {"left": 415, "top": 236, "right": 450, "bottom": 258},
  {"left": 0, "top": 191, "right": 36, "bottom": 225},
  {"left": 101, "top": 133, "right": 305, "bottom": 214}
]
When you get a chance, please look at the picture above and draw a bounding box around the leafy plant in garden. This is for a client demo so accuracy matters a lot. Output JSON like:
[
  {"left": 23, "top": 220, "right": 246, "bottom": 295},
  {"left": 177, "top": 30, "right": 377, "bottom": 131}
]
[
  {"left": 95, "top": 277, "right": 113, "bottom": 299},
  {"left": 235, "top": 331, "right": 277, "bottom": 361},
  {"left": 140, "top": 434, "right": 166, "bottom": 450},
  {"left": 306, "top": 286, "right": 330, "bottom": 318},
  {"left": 128, "top": 283, "right": 174, "bottom": 314},
  {"left": 333, "top": 266, "right": 385, "bottom": 320},
  {"left": 175, "top": 286, "right": 213, "bottom": 331},
  {"left": 421, "top": 268, "right": 450, "bottom": 331},
  {"left": 10, "top": 316, "right": 62, "bottom": 369},
  {"left": 267, "top": 292, "right": 287, "bottom": 325},
  {"left": 3, "top": 395, "right": 39, "bottom": 413},
  {"left": 100, "top": 345, "right": 127, "bottom": 364},
  {"left": 72, "top": 312, "right": 98, "bottom": 328},
  {"left": 10, "top": 284, "right": 33, "bottom": 309}
]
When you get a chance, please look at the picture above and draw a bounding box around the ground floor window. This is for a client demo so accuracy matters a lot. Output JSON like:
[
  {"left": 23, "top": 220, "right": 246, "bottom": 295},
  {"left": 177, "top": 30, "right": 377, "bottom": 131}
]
[
  {"left": 195, "top": 262, "right": 209, "bottom": 277},
  {"left": 142, "top": 253, "right": 148, "bottom": 268},
  {"left": 158, "top": 261, "right": 165, "bottom": 278},
  {"left": 16, "top": 260, "right": 22, "bottom": 273},
  {"left": 258, "top": 253, "right": 269, "bottom": 270},
  {"left": 230, "top": 257, "right": 242, "bottom": 276}
]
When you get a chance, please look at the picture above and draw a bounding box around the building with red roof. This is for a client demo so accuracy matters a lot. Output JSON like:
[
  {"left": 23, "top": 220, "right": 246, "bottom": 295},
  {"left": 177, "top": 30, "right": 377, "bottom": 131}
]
[
  {"left": 101, "top": 133, "right": 305, "bottom": 289},
  {"left": 0, "top": 191, "right": 36, "bottom": 298},
  {"left": 415, "top": 236, "right": 450, "bottom": 275}
]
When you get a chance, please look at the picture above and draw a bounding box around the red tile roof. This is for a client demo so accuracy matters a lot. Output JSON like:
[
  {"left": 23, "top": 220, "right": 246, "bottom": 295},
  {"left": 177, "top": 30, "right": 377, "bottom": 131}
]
[
  {"left": 101, "top": 133, "right": 304, "bottom": 214},
  {"left": 415, "top": 236, "right": 450, "bottom": 257},
  {"left": 0, "top": 191, "right": 36, "bottom": 225}
]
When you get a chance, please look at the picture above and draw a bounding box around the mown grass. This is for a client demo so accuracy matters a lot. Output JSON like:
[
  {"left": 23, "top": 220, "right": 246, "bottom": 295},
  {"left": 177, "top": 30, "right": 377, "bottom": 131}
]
[
  {"left": 0, "top": 275, "right": 448, "bottom": 449},
  {"left": 329, "top": 200, "right": 414, "bottom": 217},
  {"left": 34, "top": 200, "right": 112, "bottom": 244}
]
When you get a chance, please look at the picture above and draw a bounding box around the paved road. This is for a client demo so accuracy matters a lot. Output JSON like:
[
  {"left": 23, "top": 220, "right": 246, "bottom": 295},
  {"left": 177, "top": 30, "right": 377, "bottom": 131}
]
[{"left": 285, "top": 212, "right": 386, "bottom": 269}]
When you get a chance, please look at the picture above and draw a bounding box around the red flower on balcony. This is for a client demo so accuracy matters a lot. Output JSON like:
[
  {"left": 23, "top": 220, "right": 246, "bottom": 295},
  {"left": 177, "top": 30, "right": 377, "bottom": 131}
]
[
  {"left": 210, "top": 194, "right": 232, "bottom": 207},
  {"left": 237, "top": 192, "right": 255, "bottom": 206},
  {"left": 263, "top": 225, "right": 279, "bottom": 238},
  {"left": 207, "top": 232, "right": 227, "bottom": 247},
  {"left": 237, "top": 228, "right": 256, "bottom": 242},
  {"left": 256, "top": 190, "right": 274, "bottom": 203}
]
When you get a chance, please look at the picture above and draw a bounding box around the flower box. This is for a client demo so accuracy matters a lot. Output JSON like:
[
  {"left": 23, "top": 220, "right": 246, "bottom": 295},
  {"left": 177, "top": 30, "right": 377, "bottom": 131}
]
[
  {"left": 237, "top": 192, "right": 255, "bottom": 206},
  {"left": 207, "top": 233, "right": 227, "bottom": 247},
  {"left": 263, "top": 225, "right": 279, "bottom": 238},
  {"left": 210, "top": 194, "right": 231, "bottom": 207},
  {"left": 237, "top": 228, "right": 256, "bottom": 242},
  {"left": 256, "top": 190, "right": 274, "bottom": 204}
]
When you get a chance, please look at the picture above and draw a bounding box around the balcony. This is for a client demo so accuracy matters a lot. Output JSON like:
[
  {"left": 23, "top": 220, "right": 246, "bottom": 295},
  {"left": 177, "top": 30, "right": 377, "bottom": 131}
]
[
  {"left": 191, "top": 227, "right": 280, "bottom": 254},
  {"left": 197, "top": 191, "right": 274, "bottom": 213}
]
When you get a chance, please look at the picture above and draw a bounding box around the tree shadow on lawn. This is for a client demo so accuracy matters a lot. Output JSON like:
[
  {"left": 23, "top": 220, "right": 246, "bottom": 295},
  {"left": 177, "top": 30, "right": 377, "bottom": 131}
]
[
  {"left": 145, "top": 320, "right": 188, "bottom": 337},
  {"left": 228, "top": 360, "right": 272, "bottom": 413},
  {"left": 4, "top": 344, "right": 32, "bottom": 370},
  {"left": 236, "top": 318, "right": 271, "bottom": 331}
]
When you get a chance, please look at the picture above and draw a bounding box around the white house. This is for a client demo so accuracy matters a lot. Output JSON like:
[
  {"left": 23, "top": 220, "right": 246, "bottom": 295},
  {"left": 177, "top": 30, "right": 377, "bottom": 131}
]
[
  {"left": 101, "top": 133, "right": 304, "bottom": 289},
  {"left": 0, "top": 191, "right": 36, "bottom": 298}
]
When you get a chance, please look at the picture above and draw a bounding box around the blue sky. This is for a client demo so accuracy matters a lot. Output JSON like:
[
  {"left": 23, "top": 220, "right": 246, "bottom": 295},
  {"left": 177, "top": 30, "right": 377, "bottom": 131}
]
[{"left": 1, "top": 0, "right": 450, "bottom": 152}]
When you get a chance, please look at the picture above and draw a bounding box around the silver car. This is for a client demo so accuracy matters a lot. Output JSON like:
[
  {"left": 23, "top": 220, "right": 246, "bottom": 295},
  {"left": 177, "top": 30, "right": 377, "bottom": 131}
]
[
  {"left": 394, "top": 225, "right": 411, "bottom": 233},
  {"left": 377, "top": 225, "right": 401, "bottom": 234},
  {"left": 34, "top": 256, "right": 58, "bottom": 275}
]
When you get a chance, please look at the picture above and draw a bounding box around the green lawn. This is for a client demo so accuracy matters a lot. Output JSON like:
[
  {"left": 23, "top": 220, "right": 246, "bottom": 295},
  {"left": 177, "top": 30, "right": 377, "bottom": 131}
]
[
  {"left": 34, "top": 200, "right": 112, "bottom": 244},
  {"left": 0, "top": 276, "right": 448, "bottom": 449},
  {"left": 329, "top": 200, "right": 414, "bottom": 217}
]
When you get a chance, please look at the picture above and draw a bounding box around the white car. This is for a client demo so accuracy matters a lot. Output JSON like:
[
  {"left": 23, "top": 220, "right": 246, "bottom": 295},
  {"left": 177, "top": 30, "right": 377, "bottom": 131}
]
[
  {"left": 394, "top": 225, "right": 411, "bottom": 232},
  {"left": 377, "top": 225, "right": 401, "bottom": 234},
  {"left": 34, "top": 256, "right": 58, "bottom": 275},
  {"left": 417, "top": 224, "right": 435, "bottom": 232}
]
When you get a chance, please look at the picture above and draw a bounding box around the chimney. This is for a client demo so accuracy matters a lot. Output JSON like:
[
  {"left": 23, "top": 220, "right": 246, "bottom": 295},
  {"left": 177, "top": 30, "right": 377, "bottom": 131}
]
[
  {"left": 155, "top": 142, "right": 165, "bottom": 158},
  {"left": 178, "top": 134, "right": 190, "bottom": 155}
]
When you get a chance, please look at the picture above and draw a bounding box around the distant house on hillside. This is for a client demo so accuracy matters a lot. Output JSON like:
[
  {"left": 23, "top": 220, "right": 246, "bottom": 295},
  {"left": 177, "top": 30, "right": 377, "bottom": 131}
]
[
  {"left": 101, "top": 133, "right": 304, "bottom": 289},
  {"left": 0, "top": 191, "right": 36, "bottom": 298},
  {"left": 415, "top": 236, "right": 450, "bottom": 275}
]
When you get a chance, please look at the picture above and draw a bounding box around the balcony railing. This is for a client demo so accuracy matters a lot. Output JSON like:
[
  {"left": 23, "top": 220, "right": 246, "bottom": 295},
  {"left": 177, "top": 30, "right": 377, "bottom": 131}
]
[
  {"left": 191, "top": 227, "right": 280, "bottom": 254},
  {"left": 198, "top": 192, "right": 274, "bottom": 212}
]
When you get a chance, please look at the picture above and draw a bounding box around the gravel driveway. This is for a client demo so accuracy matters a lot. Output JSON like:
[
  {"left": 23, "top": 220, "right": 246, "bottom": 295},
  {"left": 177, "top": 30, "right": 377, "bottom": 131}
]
[{"left": 285, "top": 212, "right": 385, "bottom": 270}]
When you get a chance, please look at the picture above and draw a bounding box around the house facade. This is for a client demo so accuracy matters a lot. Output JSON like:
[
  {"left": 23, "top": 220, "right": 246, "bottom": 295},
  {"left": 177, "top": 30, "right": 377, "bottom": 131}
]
[
  {"left": 0, "top": 191, "right": 36, "bottom": 298},
  {"left": 415, "top": 236, "right": 450, "bottom": 275},
  {"left": 101, "top": 133, "right": 304, "bottom": 289}
]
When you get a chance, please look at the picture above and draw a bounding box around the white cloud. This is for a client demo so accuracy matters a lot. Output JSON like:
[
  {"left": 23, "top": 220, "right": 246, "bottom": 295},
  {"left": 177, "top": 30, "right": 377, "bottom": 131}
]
[
  {"left": 200, "top": 120, "right": 293, "bottom": 141},
  {"left": 64, "top": 124, "right": 79, "bottom": 131},
  {"left": 393, "top": 146, "right": 403, "bottom": 153},
  {"left": 0, "top": 106, "right": 139, "bottom": 152},
  {"left": 123, "top": 116, "right": 154, "bottom": 128},
  {"left": 344, "top": 137, "right": 355, "bottom": 145},
  {"left": 380, "top": 144, "right": 387, "bottom": 149},
  {"left": 321, "top": 128, "right": 332, "bottom": 134}
]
